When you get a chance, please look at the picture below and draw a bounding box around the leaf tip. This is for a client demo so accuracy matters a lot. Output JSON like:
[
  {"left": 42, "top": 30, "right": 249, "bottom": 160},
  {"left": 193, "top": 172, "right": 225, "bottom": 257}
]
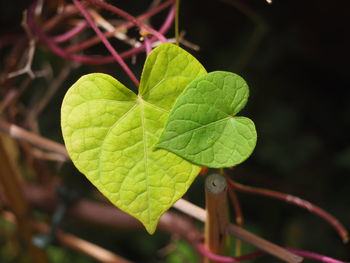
[
  {"left": 141, "top": 219, "right": 159, "bottom": 235},
  {"left": 145, "top": 225, "right": 157, "bottom": 235}
]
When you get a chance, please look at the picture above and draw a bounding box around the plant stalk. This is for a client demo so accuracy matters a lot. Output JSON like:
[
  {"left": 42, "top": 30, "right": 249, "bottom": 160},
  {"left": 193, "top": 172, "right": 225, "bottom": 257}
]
[
  {"left": 205, "top": 174, "right": 229, "bottom": 263},
  {"left": 175, "top": 0, "right": 180, "bottom": 45},
  {"left": 0, "top": 136, "right": 49, "bottom": 263}
]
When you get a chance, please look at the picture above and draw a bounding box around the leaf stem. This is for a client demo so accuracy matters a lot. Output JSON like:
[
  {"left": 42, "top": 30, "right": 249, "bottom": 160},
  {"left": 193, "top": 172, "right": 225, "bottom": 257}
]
[{"left": 72, "top": 0, "right": 140, "bottom": 87}]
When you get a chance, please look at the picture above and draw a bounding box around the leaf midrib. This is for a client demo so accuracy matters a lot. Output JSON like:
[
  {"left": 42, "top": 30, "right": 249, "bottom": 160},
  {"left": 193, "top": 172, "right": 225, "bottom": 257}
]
[{"left": 139, "top": 99, "right": 152, "bottom": 226}]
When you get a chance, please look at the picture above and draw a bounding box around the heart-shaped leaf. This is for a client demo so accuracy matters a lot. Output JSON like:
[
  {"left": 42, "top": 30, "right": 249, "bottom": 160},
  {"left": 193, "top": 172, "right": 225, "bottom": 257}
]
[
  {"left": 157, "top": 71, "right": 257, "bottom": 168},
  {"left": 61, "top": 43, "right": 206, "bottom": 234}
]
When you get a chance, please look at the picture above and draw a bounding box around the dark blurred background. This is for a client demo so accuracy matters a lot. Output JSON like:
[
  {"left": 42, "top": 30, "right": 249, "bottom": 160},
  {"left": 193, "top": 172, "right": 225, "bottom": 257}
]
[
  {"left": 181, "top": 0, "right": 350, "bottom": 260},
  {"left": 1, "top": 0, "right": 349, "bottom": 262}
]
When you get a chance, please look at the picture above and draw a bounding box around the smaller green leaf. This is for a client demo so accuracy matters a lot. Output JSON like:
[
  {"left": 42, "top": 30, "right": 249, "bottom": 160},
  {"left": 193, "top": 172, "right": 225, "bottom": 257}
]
[{"left": 157, "top": 71, "right": 257, "bottom": 168}]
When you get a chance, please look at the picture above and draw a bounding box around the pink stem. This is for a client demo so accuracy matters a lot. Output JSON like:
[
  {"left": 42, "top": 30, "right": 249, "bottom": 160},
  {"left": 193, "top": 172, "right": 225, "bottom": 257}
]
[
  {"left": 119, "top": 5, "right": 175, "bottom": 57},
  {"left": 119, "top": 5, "right": 174, "bottom": 58},
  {"left": 65, "top": 20, "right": 135, "bottom": 53},
  {"left": 159, "top": 4, "right": 176, "bottom": 34},
  {"left": 197, "top": 243, "right": 264, "bottom": 262},
  {"left": 86, "top": 0, "right": 167, "bottom": 43},
  {"left": 286, "top": 248, "right": 346, "bottom": 263},
  {"left": 27, "top": 0, "right": 174, "bottom": 65},
  {"left": 144, "top": 37, "right": 151, "bottom": 55},
  {"left": 26, "top": 7, "right": 116, "bottom": 64},
  {"left": 65, "top": 0, "right": 174, "bottom": 54},
  {"left": 138, "top": 0, "right": 175, "bottom": 21},
  {"left": 229, "top": 180, "right": 349, "bottom": 243},
  {"left": 197, "top": 243, "right": 347, "bottom": 263},
  {"left": 72, "top": 0, "right": 139, "bottom": 87},
  {"left": 68, "top": 3, "right": 175, "bottom": 61},
  {"left": 53, "top": 21, "right": 87, "bottom": 43}
]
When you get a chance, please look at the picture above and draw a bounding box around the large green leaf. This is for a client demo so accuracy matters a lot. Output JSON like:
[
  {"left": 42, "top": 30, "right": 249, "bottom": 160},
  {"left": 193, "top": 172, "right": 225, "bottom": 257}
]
[
  {"left": 157, "top": 71, "right": 257, "bottom": 168},
  {"left": 61, "top": 43, "right": 206, "bottom": 234}
]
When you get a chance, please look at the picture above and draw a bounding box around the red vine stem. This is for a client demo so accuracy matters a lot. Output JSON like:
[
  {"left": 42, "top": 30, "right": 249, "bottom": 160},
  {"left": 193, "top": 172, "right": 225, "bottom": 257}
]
[
  {"left": 200, "top": 167, "right": 209, "bottom": 176},
  {"left": 227, "top": 183, "right": 243, "bottom": 257},
  {"left": 227, "top": 186, "right": 243, "bottom": 226},
  {"left": 197, "top": 243, "right": 264, "bottom": 262},
  {"left": 64, "top": 21, "right": 134, "bottom": 53},
  {"left": 228, "top": 179, "right": 349, "bottom": 243},
  {"left": 27, "top": 2, "right": 175, "bottom": 65},
  {"left": 72, "top": 0, "right": 140, "bottom": 87},
  {"left": 285, "top": 248, "right": 346, "bottom": 263},
  {"left": 65, "top": 0, "right": 174, "bottom": 53},
  {"left": 141, "top": 0, "right": 176, "bottom": 19},
  {"left": 86, "top": 0, "right": 167, "bottom": 43},
  {"left": 159, "top": 4, "right": 176, "bottom": 36},
  {"left": 144, "top": 37, "right": 152, "bottom": 55},
  {"left": 197, "top": 243, "right": 347, "bottom": 263},
  {"left": 27, "top": 3, "right": 113, "bottom": 64},
  {"left": 53, "top": 21, "right": 87, "bottom": 43}
]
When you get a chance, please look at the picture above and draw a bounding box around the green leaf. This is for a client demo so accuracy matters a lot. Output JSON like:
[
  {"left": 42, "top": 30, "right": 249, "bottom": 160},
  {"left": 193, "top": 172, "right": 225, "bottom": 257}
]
[
  {"left": 157, "top": 71, "right": 257, "bottom": 168},
  {"left": 61, "top": 43, "right": 206, "bottom": 234}
]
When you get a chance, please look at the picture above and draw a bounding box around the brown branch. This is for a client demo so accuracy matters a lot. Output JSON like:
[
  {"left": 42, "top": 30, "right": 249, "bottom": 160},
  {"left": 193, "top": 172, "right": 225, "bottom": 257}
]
[
  {"left": 0, "top": 122, "right": 202, "bottom": 244},
  {"left": 0, "top": 136, "right": 49, "bottom": 263},
  {"left": 1, "top": 211, "right": 133, "bottom": 263},
  {"left": 0, "top": 90, "right": 17, "bottom": 114},
  {"left": 6, "top": 11, "right": 38, "bottom": 80},
  {"left": 204, "top": 174, "right": 229, "bottom": 263},
  {"left": 26, "top": 61, "right": 74, "bottom": 127},
  {"left": 173, "top": 196, "right": 303, "bottom": 263},
  {"left": 0, "top": 36, "right": 28, "bottom": 83},
  {"left": 16, "top": 182, "right": 202, "bottom": 246},
  {"left": 6, "top": 39, "right": 36, "bottom": 79},
  {"left": 31, "top": 148, "right": 67, "bottom": 162},
  {"left": 0, "top": 120, "right": 68, "bottom": 160},
  {"left": 226, "top": 224, "right": 302, "bottom": 263}
]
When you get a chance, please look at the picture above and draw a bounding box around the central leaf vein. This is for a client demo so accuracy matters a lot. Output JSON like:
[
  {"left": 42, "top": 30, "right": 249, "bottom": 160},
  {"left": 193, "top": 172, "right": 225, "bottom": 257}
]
[{"left": 139, "top": 101, "right": 151, "bottom": 223}]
